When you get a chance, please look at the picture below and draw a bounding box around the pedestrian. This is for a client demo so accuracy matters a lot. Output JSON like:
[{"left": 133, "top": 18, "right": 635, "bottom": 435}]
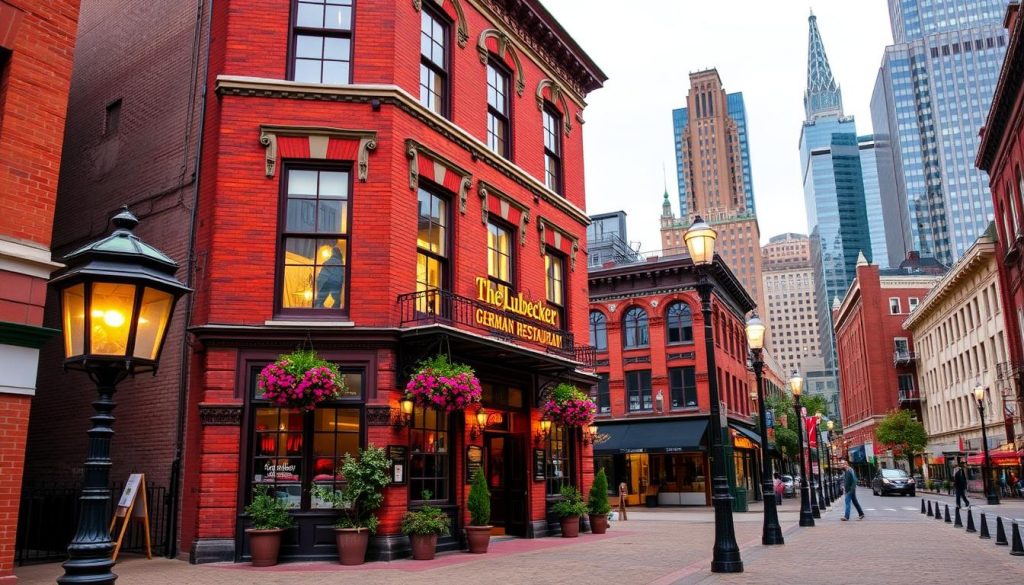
[
  {"left": 773, "top": 473, "right": 784, "bottom": 505},
  {"left": 1009, "top": 471, "right": 1020, "bottom": 498},
  {"left": 840, "top": 459, "right": 864, "bottom": 521},
  {"left": 953, "top": 462, "right": 969, "bottom": 508},
  {"left": 617, "top": 482, "right": 628, "bottom": 521}
]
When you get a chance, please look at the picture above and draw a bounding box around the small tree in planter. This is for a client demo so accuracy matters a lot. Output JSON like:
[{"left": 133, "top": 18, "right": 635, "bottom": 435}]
[
  {"left": 245, "top": 486, "right": 293, "bottom": 567},
  {"left": 466, "top": 468, "right": 492, "bottom": 553},
  {"left": 587, "top": 469, "right": 612, "bottom": 534},
  {"left": 400, "top": 491, "right": 452, "bottom": 560},
  {"left": 551, "top": 486, "right": 588, "bottom": 538},
  {"left": 311, "top": 445, "right": 391, "bottom": 565}
]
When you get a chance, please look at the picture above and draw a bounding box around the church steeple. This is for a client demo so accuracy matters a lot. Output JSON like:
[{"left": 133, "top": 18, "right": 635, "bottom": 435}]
[{"left": 804, "top": 11, "right": 843, "bottom": 120}]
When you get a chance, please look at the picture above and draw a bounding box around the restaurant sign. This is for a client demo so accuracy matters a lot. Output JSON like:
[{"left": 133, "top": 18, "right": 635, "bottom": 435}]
[{"left": 474, "top": 277, "right": 564, "bottom": 348}]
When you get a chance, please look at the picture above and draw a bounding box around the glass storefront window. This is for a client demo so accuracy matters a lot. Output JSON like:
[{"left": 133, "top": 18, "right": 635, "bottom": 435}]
[
  {"left": 546, "top": 425, "right": 570, "bottom": 496},
  {"left": 409, "top": 406, "right": 450, "bottom": 502}
]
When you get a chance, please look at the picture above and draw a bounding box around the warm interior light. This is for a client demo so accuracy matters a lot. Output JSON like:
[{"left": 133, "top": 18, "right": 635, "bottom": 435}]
[
  {"left": 745, "top": 314, "right": 766, "bottom": 350},
  {"left": 102, "top": 310, "right": 126, "bottom": 328},
  {"left": 319, "top": 245, "right": 333, "bottom": 261},
  {"left": 302, "top": 288, "right": 314, "bottom": 302},
  {"left": 540, "top": 419, "right": 552, "bottom": 433}
]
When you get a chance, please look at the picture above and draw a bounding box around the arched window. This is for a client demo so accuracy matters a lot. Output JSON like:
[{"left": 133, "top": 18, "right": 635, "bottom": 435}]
[
  {"left": 589, "top": 311, "right": 607, "bottom": 351},
  {"left": 622, "top": 306, "right": 649, "bottom": 349},
  {"left": 666, "top": 302, "right": 693, "bottom": 344}
]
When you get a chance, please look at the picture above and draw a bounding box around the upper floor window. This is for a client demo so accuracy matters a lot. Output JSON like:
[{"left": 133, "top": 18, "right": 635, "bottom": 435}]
[
  {"left": 486, "top": 60, "right": 511, "bottom": 158},
  {"left": 908, "top": 297, "right": 919, "bottom": 312},
  {"left": 626, "top": 370, "right": 652, "bottom": 412},
  {"left": 542, "top": 104, "right": 562, "bottom": 194},
  {"left": 487, "top": 220, "right": 513, "bottom": 289},
  {"left": 889, "top": 297, "right": 901, "bottom": 315},
  {"left": 279, "top": 168, "right": 350, "bottom": 312},
  {"left": 589, "top": 311, "right": 607, "bottom": 352},
  {"left": 416, "top": 186, "right": 449, "bottom": 314},
  {"left": 595, "top": 374, "right": 610, "bottom": 414},
  {"left": 623, "top": 306, "right": 649, "bottom": 349},
  {"left": 669, "top": 366, "right": 697, "bottom": 408},
  {"left": 419, "top": 5, "right": 448, "bottom": 116},
  {"left": 544, "top": 251, "right": 565, "bottom": 328},
  {"left": 292, "top": 0, "right": 353, "bottom": 85},
  {"left": 666, "top": 302, "right": 693, "bottom": 344}
]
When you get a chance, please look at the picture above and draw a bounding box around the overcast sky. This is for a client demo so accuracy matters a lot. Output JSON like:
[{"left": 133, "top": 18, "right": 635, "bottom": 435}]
[{"left": 541, "top": 0, "right": 895, "bottom": 250}]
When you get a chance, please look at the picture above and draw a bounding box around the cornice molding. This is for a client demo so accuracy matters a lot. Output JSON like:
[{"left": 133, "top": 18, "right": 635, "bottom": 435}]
[
  {"left": 0, "top": 238, "right": 63, "bottom": 279},
  {"left": 405, "top": 139, "right": 473, "bottom": 213},
  {"left": 903, "top": 241, "right": 996, "bottom": 330},
  {"left": 478, "top": 180, "right": 530, "bottom": 245},
  {"left": 413, "top": 0, "right": 469, "bottom": 48},
  {"left": 258, "top": 125, "right": 377, "bottom": 180},
  {"left": 217, "top": 76, "right": 590, "bottom": 226}
]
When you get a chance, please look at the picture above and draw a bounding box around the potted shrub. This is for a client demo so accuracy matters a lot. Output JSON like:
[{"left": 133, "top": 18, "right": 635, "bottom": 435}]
[
  {"left": 587, "top": 469, "right": 612, "bottom": 535},
  {"left": 244, "top": 486, "right": 293, "bottom": 567},
  {"left": 405, "top": 354, "right": 482, "bottom": 413},
  {"left": 311, "top": 445, "right": 391, "bottom": 565},
  {"left": 400, "top": 491, "right": 452, "bottom": 560},
  {"left": 465, "top": 468, "right": 492, "bottom": 553},
  {"left": 258, "top": 349, "right": 349, "bottom": 410},
  {"left": 551, "top": 486, "right": 587, "bottom": 538}
]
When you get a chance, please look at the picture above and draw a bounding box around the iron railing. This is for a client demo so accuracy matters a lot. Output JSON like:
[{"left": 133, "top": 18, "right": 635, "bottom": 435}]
[
  {"left": 397, "top": 289, "right": 595, "bottom": 368},
  {"left": 893, "top": 351, "right": 918, "bottom": 366},
  {"left": 897, "top": 389, "right": 920, "bottom": 402},
  {"left": 16, "top": 481, "right": 169, "bottom": 565}
]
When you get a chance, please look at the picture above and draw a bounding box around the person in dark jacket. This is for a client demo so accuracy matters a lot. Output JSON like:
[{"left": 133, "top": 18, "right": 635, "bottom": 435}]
[
  {"left": 841, "top": 460, "right": 864, "bottom": 521},
  {"left": 953, "top": 463, "right": 970, "bottom": 508}
]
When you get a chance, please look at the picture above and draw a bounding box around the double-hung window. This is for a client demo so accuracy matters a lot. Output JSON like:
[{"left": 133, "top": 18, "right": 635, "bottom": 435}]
[
  {"left": 409, "top": 405, "right": 451, "bottom": 502},
  {"left": 419, "top": 4, "right": 448, "bottom": 116},
  {"left": 542, "top": 105, "right": 563, "bottom": 194},
  {"left": 666, "top": 302, "right": 693, "bottom": 344},
  {"left": 487, "top": 220, "right": 513, "bottom": 290},
  {"left": 544, "top": 251, "right": 565, "bottom": 329},
  {"left": 669, "top": 366, "right": 697, "bottom": 408},
  {"left": 623, "top": 306, "right": 649, "bottom": 349},
  {"left": 486, "top": 60, "right": 511, "bottom": 158},
  {"left": 416, "top": 186, "right": 449, "bottom": 315},
  {"left": 279, "top": 168, "right": 350, "bottom": 312},
  {"left": 626, "top": 370, "right": 652, "bottom": 412},
  {"left": 292, "top": 0, "right": 353, "bottom": 84},
  {"left": 589, "top": 311, "right": 607, "bottom": 351},
  {"left": 595, "top": 373, "right": 610, "bottom": 414}
]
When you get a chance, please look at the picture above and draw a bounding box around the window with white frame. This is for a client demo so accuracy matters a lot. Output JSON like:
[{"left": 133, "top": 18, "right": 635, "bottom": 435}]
[{"left": 889, "top": 297, "right": 901, "bottom": 315}]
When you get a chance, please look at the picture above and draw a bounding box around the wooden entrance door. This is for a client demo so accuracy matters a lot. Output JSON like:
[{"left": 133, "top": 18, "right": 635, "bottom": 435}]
[{"left": 485, "top": 433, "right": 527, "bottom": 536}]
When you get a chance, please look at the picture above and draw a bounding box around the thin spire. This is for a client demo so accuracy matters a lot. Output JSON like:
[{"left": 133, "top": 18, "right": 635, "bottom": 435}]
[{"left": 804, "top": 12, "right": 843, "bottom": 120}]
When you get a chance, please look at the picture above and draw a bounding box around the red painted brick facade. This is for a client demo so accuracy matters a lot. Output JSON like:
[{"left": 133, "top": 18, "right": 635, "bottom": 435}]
[
  {"left": 977, "top": 3, "right": 1024, "bottom": 426},
  {"left": 0, "top": 0, "right": 81, "bottom": 581},
  {"left": 833, "top": 262, "right": 937, "bottom": 471}
]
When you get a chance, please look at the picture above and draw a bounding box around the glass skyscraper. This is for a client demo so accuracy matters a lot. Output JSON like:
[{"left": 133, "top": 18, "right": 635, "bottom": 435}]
[{"left": 871, "top": 0, "right": 1009, "bottom": 265}]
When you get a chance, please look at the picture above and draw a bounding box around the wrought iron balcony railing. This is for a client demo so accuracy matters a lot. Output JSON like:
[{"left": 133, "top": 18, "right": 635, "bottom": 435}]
[
  {"left": 893, "top": 351, "right": 918, "bottom": 366},
  {"left": 898, "top": 389, "right": 920, "bottom": 403}
]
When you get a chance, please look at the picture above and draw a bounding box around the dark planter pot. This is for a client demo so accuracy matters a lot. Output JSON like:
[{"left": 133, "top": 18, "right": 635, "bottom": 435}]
[
  {"left": 246, "top": 528, "right": 284, "bottom": 567},
  {"left": 409, "top": 533, "right": 439, "bottom": 560},
  {"left": 465, "top": 525, "right": 492, "bottom": 553},
  {"left": 335, "top": 527, "right": 370, "bottom": 565},
  {"left": 588, "top": 513, "right": 609, "bottom": 535},
  {"left": 560, "top": 515, "right": 580, "bottom": 538}
]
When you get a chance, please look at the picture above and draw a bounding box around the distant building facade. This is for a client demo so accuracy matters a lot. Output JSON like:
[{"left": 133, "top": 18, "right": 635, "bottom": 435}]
[
  {"left": 761, "top": 233, "right": 824, "bottom": 375},
  {"left": 587, "top": 211, "right": 640, "bottom": 269}
]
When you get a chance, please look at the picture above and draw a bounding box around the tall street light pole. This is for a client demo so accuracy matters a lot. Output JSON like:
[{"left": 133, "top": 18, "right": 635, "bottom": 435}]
[
  {"left": 790, "top": 371, "right": 815, "bottom": 527},
  {"left": 686, "top": 216, "right": 743, "bottom": 573},
  {"left": 826, "top": 419, "right": 836, "bottom": 502},
  {"left": 814, "top": 412, "right": 828, "bottom": 507},
  {"left": 973, "top": 383, "right": 1000, "bottom": 505},
  {"left": 746, "top": 314, "right": 784, "bottom": 545}
]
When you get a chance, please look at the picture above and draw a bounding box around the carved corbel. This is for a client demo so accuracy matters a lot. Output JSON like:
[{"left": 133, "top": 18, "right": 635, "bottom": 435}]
[
  {"left": 478, "top": 184, "right": 490, "bottom": 224},
  {"left": 459, "top": 177, "right": 471, "bottom": 214},
  {"left": 358, "top": 136, "right": 376, "bottom": 182},
  {"left": 519, "top": 210, "right": 530, "bottom": 246},
  {"left": 406, "top": 139, "right": 419, "bottom": 190},
  {"left": 571, "top": 240, "right": 579, "bottom": 271},
  {"left": 259, "top": 129, "right": 278, "bottom": 177}
]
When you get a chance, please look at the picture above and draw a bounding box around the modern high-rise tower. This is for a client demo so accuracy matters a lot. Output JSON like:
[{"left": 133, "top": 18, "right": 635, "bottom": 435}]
[{"left": 871, "top": 0, "right": 1009, "bottom": 265}]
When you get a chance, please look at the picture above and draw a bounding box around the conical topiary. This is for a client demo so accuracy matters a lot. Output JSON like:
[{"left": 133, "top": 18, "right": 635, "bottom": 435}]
[
  {"left": 588, "top": 469, "right": 612, "bottom": 515},
  {"left": 468, "top": 468, "right": 491, "bottom": 526}
]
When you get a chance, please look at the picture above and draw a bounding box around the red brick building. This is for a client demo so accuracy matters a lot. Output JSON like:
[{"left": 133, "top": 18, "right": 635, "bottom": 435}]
[
  {"left": 0, "top": 1, "right": 81, "bottom": 581},
  {"left": 977, "top": 0, "right": 1024, "bottom": 435},
  {"left": 833, "top": 253, "right": 941, "bottom": 475},
  {"left": 588, "top": 254, "right": 761, "bottom": 506},
  {"left": 30, "top": 0, "right": 604, "bottom": 564}
]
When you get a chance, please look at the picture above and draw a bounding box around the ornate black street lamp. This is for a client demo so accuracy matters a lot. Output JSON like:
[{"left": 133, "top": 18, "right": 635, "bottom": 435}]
[
  {"left": 685, "top": 216, "right": 742, "bottom": 573},
  {"left": 973, "top": 383, "right": 1000, "bottom": 505},
  {"left": 825, "top": 419, "right": 836, "bottom": 502},
  {"left": 789, "top": 371, "right": 815, "bottom": 527},
  {"left": 814, "top": 412, "right": 828, "bottom": 506},
  {"left": 745, "top": 314, "right": 784, "bottom": 545},
  {"left": 51, "top": 208, "right": 190, "bottom": 584}
]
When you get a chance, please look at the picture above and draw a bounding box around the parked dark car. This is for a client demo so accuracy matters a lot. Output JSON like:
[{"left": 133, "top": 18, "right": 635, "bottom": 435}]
[
  {"left": 781, "top": 475, "right": 796, "bottom": 498},
  {"left": 871, "top": 468, "right": 916, "bottom": 496}
]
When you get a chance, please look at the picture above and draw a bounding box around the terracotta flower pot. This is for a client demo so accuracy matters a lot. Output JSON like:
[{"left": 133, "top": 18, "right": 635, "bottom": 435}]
[
  {"left": 560, "top": 515, "right": 580, "bottom": 538},
  {"left": 409, "top": 533, "right": 438, "bottom": 560},
  {"left": 589, "top": 513, "right": 609, "bottom": 535},
  {"left": 465, "top": 525, "right": 492, "bottom": 553},
  {"left": 246, "top": 528, "right": 284, "bottom": 567},
  {"left": 335, "top": 527, "right": 369, "bottom": 565}
]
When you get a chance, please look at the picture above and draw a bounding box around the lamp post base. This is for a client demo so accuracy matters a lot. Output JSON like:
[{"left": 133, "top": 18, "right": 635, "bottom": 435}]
[{"left": 987, "top": 493, "right": 1001, "bottom": 505}]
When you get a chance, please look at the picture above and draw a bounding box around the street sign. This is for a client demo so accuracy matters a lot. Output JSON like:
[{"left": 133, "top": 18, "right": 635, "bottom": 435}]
[{"left": 766, "top": 410, "right": 775, "bottom": 427}]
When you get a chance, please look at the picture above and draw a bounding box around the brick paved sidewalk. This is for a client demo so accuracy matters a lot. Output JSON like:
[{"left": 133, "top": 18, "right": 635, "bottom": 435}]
[{"left": 15, "top": 499, "right": 1023, "bottom": 585}]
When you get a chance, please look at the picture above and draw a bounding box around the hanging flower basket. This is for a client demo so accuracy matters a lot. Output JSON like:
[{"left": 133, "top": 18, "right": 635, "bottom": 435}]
[
  {"left": 405, "top": 355, "right": 482, "bottom": 413},
  {"left": 542, "top": 383, "right": 597, "bottom": 427},
  {"left": 258, "top": 349, "right": 347, "bottom": 410}
]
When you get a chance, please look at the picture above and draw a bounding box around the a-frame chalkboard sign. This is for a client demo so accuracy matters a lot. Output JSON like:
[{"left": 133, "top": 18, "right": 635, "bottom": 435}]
[{"left": 109, "top": 473, "right": 151, "bottom": 561}]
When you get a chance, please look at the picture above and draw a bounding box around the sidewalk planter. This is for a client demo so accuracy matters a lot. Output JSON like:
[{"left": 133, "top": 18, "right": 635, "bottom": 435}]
[
  {"left": 247, "top": 528, "right": 285, "bottom": 567},
  {"left": 410, "top": 534, "right": 439, "bottom": 560},
  {"left": 401, "top": 493, "right": 451, "bottom": 560},
  {"left": 244, "top": 485, "right": 293, "bottom": 567},
  {"left": 559, "top": 516, "right": 581, "bottom": 538},
  {"left": 588, "top": 514, "right": 608, "bottom": 535},
  {"left": 334, "top": 528, "right": 370, "bottom": 566},
  {"left": 466, "top": 468, "right": 492, "bottom": 553},
  {"left": 552, "top": 486, "right": 588, "bottom": 538},
  {"left": 587, "top": 469, "right": 612, "bottom": 535},
  {"left": 465, "top": 526, "right": 492, "bottom": 553}
]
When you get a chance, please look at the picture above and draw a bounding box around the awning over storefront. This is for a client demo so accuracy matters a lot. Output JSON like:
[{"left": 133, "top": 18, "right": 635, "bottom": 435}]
[
  {"left": 594, "top": 419, "right": 708, "bottom": 454},
  {"left": 966, "top": 450, "right": 1023, "bottom": 466},
  {"left": 729, "top": 424, "right": 761, "bottom": 447}
]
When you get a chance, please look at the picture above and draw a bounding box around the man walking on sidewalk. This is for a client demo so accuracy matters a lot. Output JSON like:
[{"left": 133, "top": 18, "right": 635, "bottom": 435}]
[
  {"left": 953, "top": 462, "right": 970, "bottom": 508},
  {"left": 841, "top": 459, "right": 864, "bottom": 521}
]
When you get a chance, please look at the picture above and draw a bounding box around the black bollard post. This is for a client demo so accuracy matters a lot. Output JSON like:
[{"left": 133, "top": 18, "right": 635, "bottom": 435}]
[
  {"left": 944, "top": 504, "right": 951, "bottom": 523},
  {"left": 954, "top": 506, "right": 963, "bottom": 528},
  {"left": 996, "top": 517, "right": 1008, "bottom": 546},
  {"left": 966, "top": 509, "right": 977, "bottom": 533},
  {"left": 920, "top": 498, "right": 926, "bottom": 514},
  {"left": 1011, "top": 523, "right": 1024, "bottom": 556},
  {"left": 980, "top": 513, "right": 991, "bottom": 539},
  {"left": 936, "top": 504, "right": 944, "bottom": 522},
  {"left": 927, "top": 500, "right": 934, "bottom": 516}
]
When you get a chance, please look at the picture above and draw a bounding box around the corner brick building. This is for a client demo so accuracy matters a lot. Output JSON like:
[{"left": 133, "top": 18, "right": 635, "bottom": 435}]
[
  {"left": 28, "top": 0, "right": 604, "bottom": 565},
  {"left": 0, "top": 1, "right": 81, "bottom": 581}
]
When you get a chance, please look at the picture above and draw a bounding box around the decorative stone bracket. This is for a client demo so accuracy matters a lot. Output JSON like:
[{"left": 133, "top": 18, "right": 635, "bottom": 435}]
[
  {"left": 412, "top": 0, "right": 469, "bottom": 48},
  {"left": 259, "top": 125, "right": 377, "bottom": 180},
  {"left": 535, "top": 79, "right": 573, "bottom": 136},
  {"left": 477, "top": 29, "right": 526, "bottom": 96},
  {"left": 478, "top": 180, "right": 530, "bottom": 246},
  {"left": 406, "top": 139, "right": 473, "bottom": 213},
  {"left": 537, "top": 216, "right": 580, "bottom": 271}
]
